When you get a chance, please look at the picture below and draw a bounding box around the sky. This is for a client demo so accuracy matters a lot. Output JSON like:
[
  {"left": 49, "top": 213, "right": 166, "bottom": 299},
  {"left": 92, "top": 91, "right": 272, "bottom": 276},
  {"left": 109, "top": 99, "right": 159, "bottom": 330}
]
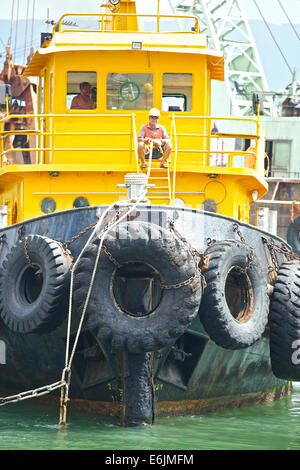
[{"left": 2, "top": 0, "right": 300, "bottom": 24}]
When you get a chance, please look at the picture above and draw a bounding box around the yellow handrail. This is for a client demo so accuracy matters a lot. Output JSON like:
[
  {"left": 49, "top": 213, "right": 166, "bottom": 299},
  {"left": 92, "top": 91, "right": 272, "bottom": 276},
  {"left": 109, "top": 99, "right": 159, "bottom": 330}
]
[
  {"left": 0, "top": 112, "right": 136, "bottom": 167},
  {"left": 131, "top": 113, "right": 139, "bottom": 173},
  {"left": 166, "top": 113, "right": 262, "bottom": 188},
  {"left": 52, "top": 13, "right": 200, "bottom": 34},
  {"left": 0, "top": 112, "right": 261, "bottom": 174},
  {"left": 171, "top": 113, "right": 178, "bottom": 205}
]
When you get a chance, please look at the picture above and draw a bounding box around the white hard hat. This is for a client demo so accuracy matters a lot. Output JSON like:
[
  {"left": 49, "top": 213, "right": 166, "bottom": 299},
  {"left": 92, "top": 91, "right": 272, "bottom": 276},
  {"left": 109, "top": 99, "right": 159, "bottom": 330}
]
[{"left": 149, "top": 108, "right": 160, "bottom": 117}]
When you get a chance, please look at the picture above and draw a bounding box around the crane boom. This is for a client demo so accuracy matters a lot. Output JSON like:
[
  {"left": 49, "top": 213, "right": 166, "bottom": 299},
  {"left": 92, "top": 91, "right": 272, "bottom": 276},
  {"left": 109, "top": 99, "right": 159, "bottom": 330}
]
[{"left": 168, "top": 0, "right": 275, "bottom": 116}]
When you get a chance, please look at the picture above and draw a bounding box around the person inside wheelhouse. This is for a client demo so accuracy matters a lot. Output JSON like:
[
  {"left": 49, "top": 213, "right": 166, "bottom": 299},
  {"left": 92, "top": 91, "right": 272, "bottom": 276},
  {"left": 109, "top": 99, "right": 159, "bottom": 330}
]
[{"left": 70, "top": 82, "right": 95, "bottom": 110}]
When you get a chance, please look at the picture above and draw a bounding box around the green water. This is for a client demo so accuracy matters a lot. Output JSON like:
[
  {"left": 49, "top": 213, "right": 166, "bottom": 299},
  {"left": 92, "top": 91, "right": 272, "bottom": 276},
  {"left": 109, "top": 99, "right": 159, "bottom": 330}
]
[{"left": 1, "top": 384, "right": 300, "bottom": 450}]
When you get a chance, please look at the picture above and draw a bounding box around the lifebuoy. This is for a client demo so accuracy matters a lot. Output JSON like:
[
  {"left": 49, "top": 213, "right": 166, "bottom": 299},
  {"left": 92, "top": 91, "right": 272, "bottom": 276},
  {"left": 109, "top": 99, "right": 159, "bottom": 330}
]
[
  {"left": 199, "top": 239, "right": 269, "bottom": 349},
  {"left": 0, "top": 235, "right": 72, "bottom": 333},
  {"left": 73, "top": 221, "right": 202, "bottom": 354},
  {"left": 287, "top": 216, "right": 300, "bottom": 255},
  {"left": 269, "top": 261, "right": 300, "bottom": 380}
]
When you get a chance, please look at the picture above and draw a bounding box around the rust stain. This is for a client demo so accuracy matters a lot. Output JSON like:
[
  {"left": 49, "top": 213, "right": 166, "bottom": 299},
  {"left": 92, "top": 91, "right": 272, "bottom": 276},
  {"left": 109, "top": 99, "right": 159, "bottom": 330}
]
[
  {"left": 156, "top": 382, "right": 292, "bottom": 417},
  {"left": 0, "top": 382, "right": 291, "bottom": 422}
]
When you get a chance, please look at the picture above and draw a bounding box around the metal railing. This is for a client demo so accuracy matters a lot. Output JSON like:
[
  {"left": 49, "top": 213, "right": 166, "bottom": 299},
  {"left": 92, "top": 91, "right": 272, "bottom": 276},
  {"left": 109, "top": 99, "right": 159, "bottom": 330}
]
[
  {"left": 0, "top": 112, "right": 140, "bottom": 169},
  {"left": 53, "top": 13, "right": 200, "bottom": 34},
  {"left": 168, "top": 113, "right": 263, "bottom": 204},
  {"left": 0, "top": 111, "right": 263, "bottom": 205}
]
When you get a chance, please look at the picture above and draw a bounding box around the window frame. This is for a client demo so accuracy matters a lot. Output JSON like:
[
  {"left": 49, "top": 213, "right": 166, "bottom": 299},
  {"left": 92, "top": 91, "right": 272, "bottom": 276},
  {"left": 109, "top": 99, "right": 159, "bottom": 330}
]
[
  {"left": 105, "top": 72, "right": 154, "bottom": 112},
  {"left": 161, "top": 72, "right": 193, "bottom": 113},
  {"left": 65, "top": 70, "right": 98, "bottom": 112}
]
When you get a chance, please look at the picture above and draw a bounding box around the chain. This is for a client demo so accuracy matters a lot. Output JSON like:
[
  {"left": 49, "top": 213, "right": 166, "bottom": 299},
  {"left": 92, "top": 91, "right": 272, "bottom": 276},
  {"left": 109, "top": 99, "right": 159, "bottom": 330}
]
[
  {"left": 99, "top": 217, "right": 207, "bottom": 291},
  {"left": 262, "top": 237, "right": 300, "bottom": 273},
  {"left": 160, "top": 266, "right": 201, "bottom": 290},
  {"left": 61, "top": 221, "right": 97, "bottom": 252},
  {"left": 17, "top": 225, "right": 25, "bottom": 241},
  {"left": 0, "top": 381, "right": 64, "bottom": 406},
  {"left": 233, "top": 223, "right": 246, "bottom": 244},
  {"left": 24, "top": 238, "right": 38, "bottom": 269},
  {"left": 61, "top": 208, "right": 132, "bottom": 269},
  {"left": 262, "top": 237, "right": 280, "bottom": 275},
  {"left": 58, "top": 367, "right": 72, "bottom": 429},
  {"left": 20, "top": 208, "right": 132, "bottom": 271},
  {"left": 97, "top": 207, "right": 135, "bottom": 268},
  {"left": 159, "top": 219, "right": 208, "bottom": 291},
  {"left": 102, "top": 244, "right": 121, "bottom": 268},
  {"left": 168, "top": 219, "right": 209, "bottom": 270},
  {"left": 233, "top": 223, "right": 254, "bottom": 273}
]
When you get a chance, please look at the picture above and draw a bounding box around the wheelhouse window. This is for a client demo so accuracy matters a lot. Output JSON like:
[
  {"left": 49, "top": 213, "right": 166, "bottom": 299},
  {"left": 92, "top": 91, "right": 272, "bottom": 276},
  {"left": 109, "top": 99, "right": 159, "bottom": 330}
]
[
  {"left": 162, "top": 73, "right": 193, "bottom": 111},
  {"left": 66, "top": 71, "right": 97, "bottom": 110},
  {"left": 106, "top": 73, "right": 153, "bottom": 110}
]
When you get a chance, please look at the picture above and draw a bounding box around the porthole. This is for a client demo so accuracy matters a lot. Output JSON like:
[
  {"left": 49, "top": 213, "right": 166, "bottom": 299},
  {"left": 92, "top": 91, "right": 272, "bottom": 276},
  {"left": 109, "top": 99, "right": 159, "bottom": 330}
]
[
  {"left": 73, "top": 197, "right": 90, "bottom": 208},
  {"left": 41, "top": 197, "right": 56, "bottom": 214}
]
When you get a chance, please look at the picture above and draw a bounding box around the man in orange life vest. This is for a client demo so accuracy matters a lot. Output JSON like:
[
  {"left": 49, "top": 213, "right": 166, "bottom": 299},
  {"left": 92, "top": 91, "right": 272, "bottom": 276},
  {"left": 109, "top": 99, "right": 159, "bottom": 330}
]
[{"left": 138, "top": 108, "right": 172, "bottom": 169}]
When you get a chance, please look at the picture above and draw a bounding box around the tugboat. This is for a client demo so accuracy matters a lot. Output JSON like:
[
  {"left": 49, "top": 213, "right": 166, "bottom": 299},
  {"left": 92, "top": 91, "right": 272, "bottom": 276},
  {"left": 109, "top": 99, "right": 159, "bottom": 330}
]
[{"left": 0, "top": 0, "right": 298, "bottom": 426}]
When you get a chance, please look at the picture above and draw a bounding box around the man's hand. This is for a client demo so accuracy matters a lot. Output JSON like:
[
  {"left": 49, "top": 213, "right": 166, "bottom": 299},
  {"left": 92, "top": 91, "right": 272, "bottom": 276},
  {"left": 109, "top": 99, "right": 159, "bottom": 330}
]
[{"left": 152, "top": 139, "right": 162, "bottom": 148}]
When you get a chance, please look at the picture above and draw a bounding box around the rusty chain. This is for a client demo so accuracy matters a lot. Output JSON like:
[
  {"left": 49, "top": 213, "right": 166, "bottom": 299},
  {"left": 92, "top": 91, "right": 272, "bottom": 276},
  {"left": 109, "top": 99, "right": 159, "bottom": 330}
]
[
  {"left": 262, "top": 237, "right": 280, "bottom": 275},
  {"left": 160, "top": 218, "right": 208, "bottom": 291},
  {"left": 24, "top": 238, "right": 38, "bottom": 269},
  {"left": 101, "top": 244, "right": 122, "bottom": 269},
  {"left": 233, "top": 223, "right": 255, "bottom": 273},
  {"left": 262, "top": 236, "right": 300, "bottom": 274},
  {"left": 98, "top": 217, "right": 207, "bottom": 291},
  {"left": 21, "top": 207, "right": 131, "bottom": 270},
  {"left": 160, "top": 264, "right": 201, "bottom": 290},
  {"left": 61, "top": 221, "right": 97, "bottom": 252}
]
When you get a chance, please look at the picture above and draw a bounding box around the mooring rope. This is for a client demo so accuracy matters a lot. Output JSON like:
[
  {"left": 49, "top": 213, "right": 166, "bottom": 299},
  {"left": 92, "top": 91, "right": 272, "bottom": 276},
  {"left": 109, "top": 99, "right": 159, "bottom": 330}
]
[{"left": 58, "top": 191, "right": 149, "bottom": 428}]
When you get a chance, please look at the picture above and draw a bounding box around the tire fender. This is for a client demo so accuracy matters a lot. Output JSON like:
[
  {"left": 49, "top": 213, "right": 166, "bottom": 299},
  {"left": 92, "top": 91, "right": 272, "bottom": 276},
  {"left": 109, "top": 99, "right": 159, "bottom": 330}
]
[
  {"left": 199, "top": 239, "right": 269, "bottom": 349},
  {"left": 73, "top": 221, "right": 202, "bottom": 354},
  {"left": 269, "top": 261, "right": 300, "bottom": 380},
  {"left": 0, "top": 235, "right": 71, "bottom": 333}
]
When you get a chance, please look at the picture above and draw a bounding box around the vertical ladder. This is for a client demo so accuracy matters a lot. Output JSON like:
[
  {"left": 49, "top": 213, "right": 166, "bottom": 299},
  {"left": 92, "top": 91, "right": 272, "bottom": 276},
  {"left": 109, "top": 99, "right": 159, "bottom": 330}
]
[{"left": 141, "top": 154, "right": 172, "bottom": 205}]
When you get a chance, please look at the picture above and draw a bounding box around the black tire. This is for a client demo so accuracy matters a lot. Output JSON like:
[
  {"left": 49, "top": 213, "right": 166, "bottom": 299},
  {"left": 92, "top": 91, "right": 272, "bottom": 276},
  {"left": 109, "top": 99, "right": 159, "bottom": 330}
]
[
  {"left": 0, "top": 235, "right": 71, "bottom": 333},
  {"left": 269, "top": 261, "right": 300, "bottom": 380},
  {"left": 199, "top": 239, "right": 269, "bottom": 349},
  {"left": 73, "top": 221, "right": 202, "bottom": 354},
  {"left": 287, "top": 216, "right": 300, "bottom": 255}
]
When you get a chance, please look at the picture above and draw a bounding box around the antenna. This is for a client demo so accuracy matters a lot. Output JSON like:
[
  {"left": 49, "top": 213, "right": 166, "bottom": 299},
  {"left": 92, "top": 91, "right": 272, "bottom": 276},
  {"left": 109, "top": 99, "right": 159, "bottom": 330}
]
[
  {"left": 45, "top": 20, "right": 79, "bottom": 28},
  {"left": 9, "top": 0, "right": 15, "bottom": 45},
  {"left": 23, "top": 0, "right": 30, "bottom": 63},
  {"left": 47, "top": 8, "right": 50, "bottom": 33},
  {"left": 14, "top": 0, "right": 19, "bottom": 61}
]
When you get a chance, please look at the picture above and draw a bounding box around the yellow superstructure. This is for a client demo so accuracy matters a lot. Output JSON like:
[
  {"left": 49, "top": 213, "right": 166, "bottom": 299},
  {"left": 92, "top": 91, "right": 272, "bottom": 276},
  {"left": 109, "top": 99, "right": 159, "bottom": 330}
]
[{"left": 0, "top": 0, "right": 268, "bottom": 225}]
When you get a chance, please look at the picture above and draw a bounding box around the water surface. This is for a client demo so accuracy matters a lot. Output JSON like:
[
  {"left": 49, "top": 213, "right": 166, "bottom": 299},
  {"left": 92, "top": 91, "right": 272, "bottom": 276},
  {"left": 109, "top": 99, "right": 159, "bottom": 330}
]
[{"left": 1, "top": 384, "right": 300, "bottom": 450}]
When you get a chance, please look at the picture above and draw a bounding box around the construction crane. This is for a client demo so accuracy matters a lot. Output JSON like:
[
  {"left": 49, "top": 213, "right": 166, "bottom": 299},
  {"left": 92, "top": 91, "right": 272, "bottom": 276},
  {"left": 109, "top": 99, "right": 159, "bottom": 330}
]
[{"left": 167, "top": 0, "right": 275, "bottom": 116}]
